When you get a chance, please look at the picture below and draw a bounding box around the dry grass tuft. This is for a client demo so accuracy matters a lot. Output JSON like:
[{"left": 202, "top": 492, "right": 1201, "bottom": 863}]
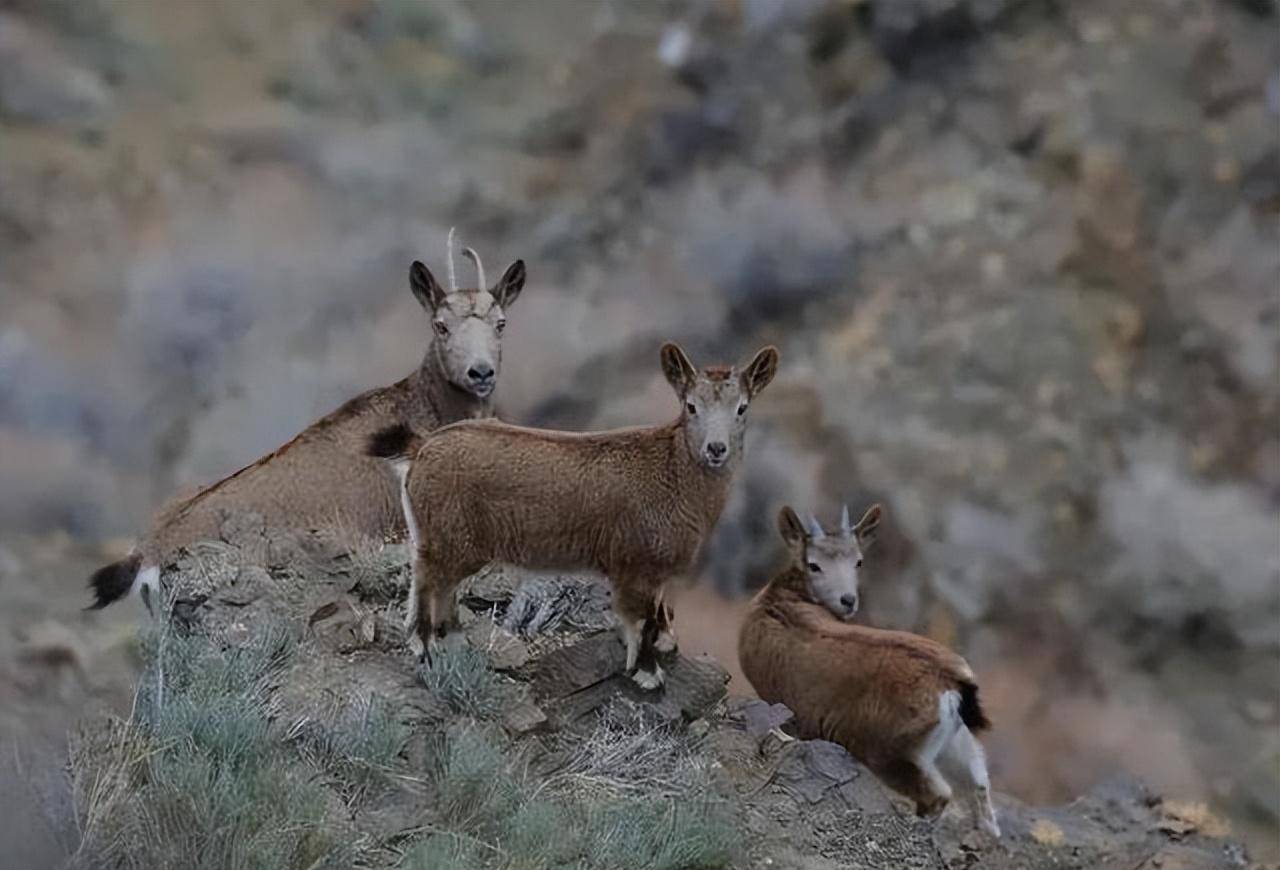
[{"left": 70, "top": 615, "right": 354, "bottom": 870}]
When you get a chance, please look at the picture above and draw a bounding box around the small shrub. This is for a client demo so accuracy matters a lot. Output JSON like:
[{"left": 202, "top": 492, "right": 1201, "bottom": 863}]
[
  {"left": 300, "top": 694, "right": 409, "bottom": 794},
  {"left": 502, "top": 799, "right": 574, "bottom": 870},
  {"left": 418, "top": 644, "right": 507, "bottom": 718},
  {"left": 587, "top": 797, "right": 739, "bottom": 870},
  {"left": 73, "top": 619, "right": 353, "bottom": 870},
  {"left": 400, "top": 832, "right": 488, "bottom": 870},
  {"left": 433, "top": 725, "right": 520, "bottom": 830},
  {"left": 400, "top": 713, "right": 740, "bottom": 870}
]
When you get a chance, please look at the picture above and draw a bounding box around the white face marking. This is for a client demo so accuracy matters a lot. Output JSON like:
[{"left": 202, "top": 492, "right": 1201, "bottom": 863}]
[
  {"left": 802, "top": 534, "right": 865, "bottom": 621},
  {"left": 681, "top": 374, "right": 752, "bottom": 470},
  {"left": 433, "top": 291, "right": 508, "bottom": 399}
]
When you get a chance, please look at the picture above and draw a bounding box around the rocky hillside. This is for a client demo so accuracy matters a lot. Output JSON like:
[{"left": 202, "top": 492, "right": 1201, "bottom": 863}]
[
  {"left": 0, "top": 0, "right": 1277, "bottom": 859},
  {"left": 25, "top": 524, "right": 1253, "bottom": 869}
]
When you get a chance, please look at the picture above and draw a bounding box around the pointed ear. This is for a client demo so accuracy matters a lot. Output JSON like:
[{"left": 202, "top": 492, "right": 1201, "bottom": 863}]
[
  {"left": 855, "top": 504, "right": 882, "bottom": 545},
  {"left": 660, "top": 342, "right": 697, "bottom": 396},
  {"left": 778, "top": 506, "right": 807, "bottom": 549},
  {"left": 493, "top": 259, "right": 526, "bottom": 309},
  {"left": 741, "top": 345, "right": 779, "bottom": 398},
  {"left": 410, "top": 261, "right": 447, "bottom": 311}
]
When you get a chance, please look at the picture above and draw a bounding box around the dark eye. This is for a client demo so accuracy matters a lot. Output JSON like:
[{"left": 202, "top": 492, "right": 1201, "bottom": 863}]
[
  {"left": 737, "top": 403, "right": 748, "bottom": 416},
  {"left": 856, "top": 558, "right": 863, "bottom": 568},
  {"left": 433, "top": 320, "right": 449, "bottom": 337},
  {"left": 686, "top": 402, "right": 697, "bottom": 415},
  {"left": 495, "top": 319, "right": 506, "bottom": 334},
  {"left": 807, "top": 561, "right": 821, "bottom": 573}
]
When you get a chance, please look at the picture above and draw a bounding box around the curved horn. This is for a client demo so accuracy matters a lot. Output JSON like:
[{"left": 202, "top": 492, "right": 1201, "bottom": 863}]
[
  {"left": 461, "top": 246, "right": 485, "bottom": 290},
  {"left": 806, "top": 514, "right": 825, "bottom": 539},
  {"left": 840, "top": 504, "right": 851, "bottom": 537},
  {"left": 446, "top": 227, "right": 458, "bottom": 291}
]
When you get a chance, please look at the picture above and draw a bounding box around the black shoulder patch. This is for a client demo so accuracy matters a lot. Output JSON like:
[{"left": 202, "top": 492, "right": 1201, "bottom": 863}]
[{"left": 366, "top": 422, "right": 416, "bottom": 459}]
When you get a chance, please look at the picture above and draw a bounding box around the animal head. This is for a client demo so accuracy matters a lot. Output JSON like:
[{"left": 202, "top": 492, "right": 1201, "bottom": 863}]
[
  {"left": 661, "top": 342, "right": 779, "bottom": 471},
  {"left": 410, "top": 233, "right": 526, "bottom": 400},
  {"left": 777, "top": 503, "right": 882, "bottom": 620}
]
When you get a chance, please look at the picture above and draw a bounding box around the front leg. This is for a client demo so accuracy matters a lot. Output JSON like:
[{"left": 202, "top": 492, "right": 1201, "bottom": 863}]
[
  {"left": 612, "top": 580, "right": 665, "bottom": 691},
  {"left": 653, "top": 591, "right": 677, "bottom": 655}
]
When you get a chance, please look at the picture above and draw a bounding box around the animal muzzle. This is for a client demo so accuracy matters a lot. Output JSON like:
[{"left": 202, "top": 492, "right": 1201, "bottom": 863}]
[
  {"left": 839, "top": 593, "right": 859, "bottom": 618},
  {"left": 703, "top": 440, "right": 728, "bottom": 467},
  {"left": 465, "top": 362, "right": 496, "bottom": 396}
]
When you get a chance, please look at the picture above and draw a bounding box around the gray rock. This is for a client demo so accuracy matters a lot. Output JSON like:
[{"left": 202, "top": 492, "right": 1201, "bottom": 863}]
[
  {"left": 775, "top": 740, "right": 864, "bottom": 804},
  {"left": 503, "top": 700, "right": 548, "bottom": 735},
  {"left": 219, "top": 565, "right": 270, "bottom": 606},
  {"left": 465, "top": 619, "right": 529, "bottom": 671},
  {"left": 736, "top": 699, "right": 795, "bottom": 738},
  {"left": 0, "top": 14, "right": 110, "bottom": 123},
  {"left": 533, "top": 633, "right": 625, "bottom": 700}
]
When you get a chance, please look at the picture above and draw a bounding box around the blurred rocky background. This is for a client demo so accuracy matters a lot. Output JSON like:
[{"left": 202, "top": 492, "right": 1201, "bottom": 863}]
[{"left": 0, "top": 0, "right": 1276, "bottom": 859}]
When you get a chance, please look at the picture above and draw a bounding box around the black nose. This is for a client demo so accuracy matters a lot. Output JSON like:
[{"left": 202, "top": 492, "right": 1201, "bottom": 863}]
[
  {"left": 467, "top": 364, "right": 495, "bottom": 383},
  {"left": 840, "top": 594, "right": 857, "bottom": 610},
  {"left": 706, "top": 442, "right": 727, "bottom": 459}
]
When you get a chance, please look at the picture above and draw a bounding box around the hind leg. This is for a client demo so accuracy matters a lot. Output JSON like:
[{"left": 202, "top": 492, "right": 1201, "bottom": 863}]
[
  {"left": 409, "top": 550, "right": 467, "bottom": 660},
  {"left": 877, "top": 758, "right": 952, "bottom": 819},
  {"left": 944, "top": 725, "right": 1000, "bottom": 837},
  {"left": 407, "top": 550, "right": 431, "bottom": 659},
  {"left": 137, "top": 565, "right": 161, "bottom": 618},
  {"left": 403, "top": 573, "right": 420, "bottom": 635},
  {"left": 425, "top": 559, "right": 472, "bottom": 643}
]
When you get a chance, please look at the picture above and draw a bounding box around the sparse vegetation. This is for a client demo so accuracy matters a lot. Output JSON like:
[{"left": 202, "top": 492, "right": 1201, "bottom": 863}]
[
  {"left": 71, "top": 606, "right": 737, "bottom": 870},
  {"left": 294, "top": 693, "right": 410, "bottom": 796},
  {"left": 398, "top": 713, "right": 739, "bottom": 870},
  {"left": 71, "top": 619, "right": 353, "bottom": 870},
  {"left": 418, "top": 643, "right": 509, "bottom": 718},
  {"left": 549, "top": 703, "right": 717, "bottom": 799}
]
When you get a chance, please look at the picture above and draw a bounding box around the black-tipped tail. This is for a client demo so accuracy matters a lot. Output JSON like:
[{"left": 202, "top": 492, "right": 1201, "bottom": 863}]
[
  {"left": 959, "top": 681, "right": 991, "bottom": 733},
  {"left": 366, "top": 422, "right": 420, "bottom": 460},
  {"left": 86, "top": 553, "right": 142, "bottom": 610}
]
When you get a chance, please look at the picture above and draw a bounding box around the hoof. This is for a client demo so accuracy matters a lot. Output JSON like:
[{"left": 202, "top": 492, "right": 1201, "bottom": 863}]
[
  {"left": 977, "top": 811, "right": 1001, "bottom": 838},
  {"left": 653, "top": 629, "right": 678, "bottom": 654},
  {"left": 916, "top": 796, "right": 949, "bottom": 820},
  {"left": 631, "top": 666, "right": 665, "bottom": 691}
]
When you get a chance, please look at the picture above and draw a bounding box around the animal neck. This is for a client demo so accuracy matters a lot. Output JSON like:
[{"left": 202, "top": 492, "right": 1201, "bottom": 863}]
[
  {"left": 411, "top": 343, "right": 491, "bottom": 425},
  {"left": 665, "top": 419, "right": 734, "bottom": 528},
  {"left": 763, "top": 565, "right": 811, "bottom": 604},
  {"left": 758, "top": 565, "right": 832, "bottom": 631}
]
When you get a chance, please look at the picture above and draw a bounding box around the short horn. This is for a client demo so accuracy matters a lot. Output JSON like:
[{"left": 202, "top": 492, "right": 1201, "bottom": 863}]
[
  {"left": 461, "top": 246, "right": 485, "bottom": 290},
  {"left": 840, "top": 504, "right": 851, "bottom": 537},
  {"left": 446, "top": 227, "right": 458, "bottom": 291},
  {"left": 806, "top": 514, "right": 825, "bottom": 539}
]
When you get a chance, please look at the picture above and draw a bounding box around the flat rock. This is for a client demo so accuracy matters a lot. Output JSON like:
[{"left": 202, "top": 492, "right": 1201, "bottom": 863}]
[
  {"left": 533, "top": 633, "right": 625, "bottom": 699},
  {"left": 775, "top": 740, "right": 864, "bottom": 805},
  {"left": 736, "top": 699, "right": 795, "bottom": 737},
  {"left": 466, "top": 619, "right": 529, "bottom": 671},
  {"left": 503, "top": 700, "right": 548, "bottom": 734},
  {"left": 537, "top": 637, "right": 729, "bottom": 726}
]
